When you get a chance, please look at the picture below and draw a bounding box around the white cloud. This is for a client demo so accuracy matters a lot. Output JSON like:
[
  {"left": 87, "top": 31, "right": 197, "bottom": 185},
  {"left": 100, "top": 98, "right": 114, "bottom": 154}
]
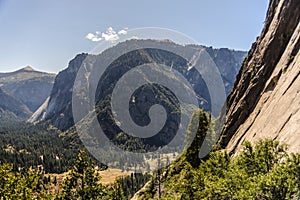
[
  {"left": 85, "top": 27, "right": 128, "bottom": 43},
  {"left": 85, "top": 33, "right": 102, "bottom": 42},
  {"left": 118, "top": 29, "right": 127, "bottom": 35},
  {"left": 91, "top": 37, "right": 102, "bottom": 42},
  {"left": 85, "top": 33, "right": 96, "bottom": 40},
  {"left": 107, "top": 27, "right": 117, "bottom": 35}
]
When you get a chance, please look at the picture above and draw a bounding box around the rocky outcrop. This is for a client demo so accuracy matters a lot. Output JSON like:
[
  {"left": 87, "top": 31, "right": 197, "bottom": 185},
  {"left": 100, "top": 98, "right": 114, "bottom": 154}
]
[
  {"left": 27, "top": 96, "right": 50, "bottom": 123},
  {"left": 0, "top": 66, "right": 55, "bottom": 113},
  {"left": 220, "top": 0, "right": 300, "bottom": 153},
  {"left": 32, "top": 42, "right": 246, "bottom": 131}
]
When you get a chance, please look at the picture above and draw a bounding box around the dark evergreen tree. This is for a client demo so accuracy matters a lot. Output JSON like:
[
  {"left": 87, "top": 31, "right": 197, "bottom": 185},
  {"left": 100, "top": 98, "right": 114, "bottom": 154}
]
[
  {"left": 185, "top": 109, "right": 209, "bottom": 168},
  {"left": 60, "top": 149, "right": 109, "bottom": 200}
]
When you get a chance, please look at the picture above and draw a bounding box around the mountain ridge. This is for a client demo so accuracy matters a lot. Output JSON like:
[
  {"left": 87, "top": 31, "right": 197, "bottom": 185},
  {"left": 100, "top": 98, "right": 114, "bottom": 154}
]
[
  {"left": 0, "top": 66, "right": 56, "bottom": 116},
  {"left": 0, "top": 66, "right": 55, "bottom": 78},
  {"left": 30, "top": 42, "right": 246, "bottom": 131}
]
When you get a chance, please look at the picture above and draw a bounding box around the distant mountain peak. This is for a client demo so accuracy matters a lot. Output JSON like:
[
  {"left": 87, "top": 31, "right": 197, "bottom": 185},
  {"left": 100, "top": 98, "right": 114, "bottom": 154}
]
[
  {"left": 19, "top": 66, "right": 35, "bottom": 72},
  {"left": 0, "top": 66, "right": 56, "bottom": 114}
]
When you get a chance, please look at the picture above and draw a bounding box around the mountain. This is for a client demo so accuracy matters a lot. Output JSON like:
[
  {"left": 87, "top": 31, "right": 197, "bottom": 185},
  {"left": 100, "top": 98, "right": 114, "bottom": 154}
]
[
  {"left": 0, "top": 66, "right": 55, "bottom": 113},
  {"left": 30, "top": 42, "right": 246, "bottom": 131},
  {"left": 132, "top": 1, "right": 300, "bottom": 198},
  {"left": 28, "top": 54, "right": 89, "bottom": 128},
  {"left": 219, "top": 0, "right": 300, "bottom": 153},
  {"left": 0, "top": 88, "right": 31, "bottom": 119},
  {"left": 204, "top": 47, "right": 246, "bottom": 94}
]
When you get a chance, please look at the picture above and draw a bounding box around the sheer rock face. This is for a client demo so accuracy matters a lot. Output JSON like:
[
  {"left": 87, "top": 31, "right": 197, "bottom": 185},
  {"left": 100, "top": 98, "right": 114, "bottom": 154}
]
[
  {"left": 30, "top": 53, "right": 89, "bottom": 130},
  {"left": 220, "top": 0, "right": 300, "bottom": 153}
]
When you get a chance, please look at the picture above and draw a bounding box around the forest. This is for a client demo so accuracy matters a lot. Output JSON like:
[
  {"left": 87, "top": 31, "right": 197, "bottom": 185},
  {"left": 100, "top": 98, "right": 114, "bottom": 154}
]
[{"left": 0, "top": 110, "right": 298, "bottom": 199}]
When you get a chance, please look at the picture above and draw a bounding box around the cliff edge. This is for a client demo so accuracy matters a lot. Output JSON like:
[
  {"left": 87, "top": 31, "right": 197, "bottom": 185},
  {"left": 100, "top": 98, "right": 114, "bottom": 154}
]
[{"left": 220, "top": 0, "right": 300, "bottom": 153}]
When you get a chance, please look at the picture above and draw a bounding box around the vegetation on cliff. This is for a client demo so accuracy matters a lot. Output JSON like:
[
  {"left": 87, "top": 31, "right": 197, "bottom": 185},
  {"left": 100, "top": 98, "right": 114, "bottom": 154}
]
[{"left": 136, "top": 110, "right": 300, "bottom": 199}]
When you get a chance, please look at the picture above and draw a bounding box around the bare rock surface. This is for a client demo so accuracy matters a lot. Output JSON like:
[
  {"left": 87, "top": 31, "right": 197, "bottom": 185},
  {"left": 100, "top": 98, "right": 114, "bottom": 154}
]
[{"left": 220, "top": 0, "right": 300, "bottom": 153}]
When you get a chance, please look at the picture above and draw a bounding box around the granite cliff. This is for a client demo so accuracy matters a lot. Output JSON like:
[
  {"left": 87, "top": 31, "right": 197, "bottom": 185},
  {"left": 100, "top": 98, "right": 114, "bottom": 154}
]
[{"left": 220, "top": 0, "right": 300, "bottom": 153}]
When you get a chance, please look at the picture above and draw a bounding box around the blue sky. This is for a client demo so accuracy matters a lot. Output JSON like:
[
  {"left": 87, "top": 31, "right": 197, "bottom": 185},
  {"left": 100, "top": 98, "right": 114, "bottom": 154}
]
[{"left": 0, "top": 0, "right": 268, "bottom": 73}]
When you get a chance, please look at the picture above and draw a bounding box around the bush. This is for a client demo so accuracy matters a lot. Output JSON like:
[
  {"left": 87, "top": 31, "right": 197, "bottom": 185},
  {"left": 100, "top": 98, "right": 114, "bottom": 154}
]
[{"left": 162, "top": 139, "right": 300, "bottom": 200}]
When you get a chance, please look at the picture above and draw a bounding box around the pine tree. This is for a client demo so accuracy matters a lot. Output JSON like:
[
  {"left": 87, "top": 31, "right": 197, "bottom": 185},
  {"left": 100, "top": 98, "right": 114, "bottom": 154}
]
[
  {"left": 185, "top": 109, "right": 209, "bottom": 168},
  {"left": 110, "top": 181, "right": 125, "bottom": 200},
  {"left": 0, "top": 164, "right": 41, "bottom": 199},
  {"left": 60, "top": 149, "right": 109, "bottom": 200}
]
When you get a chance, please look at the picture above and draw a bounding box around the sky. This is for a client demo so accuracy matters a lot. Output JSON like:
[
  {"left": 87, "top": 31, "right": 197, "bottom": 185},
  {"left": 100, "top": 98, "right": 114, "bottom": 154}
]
[{"left": 0, "top": 0, "right": 268, "bottom": 73}]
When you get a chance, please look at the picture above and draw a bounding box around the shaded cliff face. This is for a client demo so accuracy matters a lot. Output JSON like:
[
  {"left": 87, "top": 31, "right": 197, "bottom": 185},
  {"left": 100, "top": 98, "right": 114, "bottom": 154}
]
[
  {"left": 220, "top": 0, "right": 300, "bottom": 153},
  {"left": 32, "top": 41, "right": 246, "bottom": 131},
  {"left": 42, "top": 53, "right": 89, "bottom": 130},
  {"left": 205, "top": 47, "right": 246, "bottom": 94},
  {"left": 0, "top": 66, "right": 55, "bottom": 113},
  {"left": 0, "top": 88, "right": 32, "bottom": 119}
]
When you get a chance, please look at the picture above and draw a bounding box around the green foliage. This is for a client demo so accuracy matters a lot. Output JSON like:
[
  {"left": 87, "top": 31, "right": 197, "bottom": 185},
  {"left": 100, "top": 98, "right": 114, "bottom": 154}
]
[
  {"left": 0, "top": 163, "right": 54, "bottom": 199},
  {"left": 256, "top": 153, "right": 300, "bottom": 199},
  {"left": 0, "top": 121, "right": 80, "bottom": 173},
  {"left": 237, "top": 140, "right": 287, "bottom": 174},
  {"left": 109, "top": 181, "right": 126, "bottom": 200},
  {"left": 60, "top": 149, "right": 111, "bottom": 200},
  {"left": 0, "top": 164, "right": 36, "bottom": 199},
  {"left": 185, "top": 109, "right": 210, "bottom": 168},
  {"left": 159, "top": 139, "right": 300, "bottom": 200},
  {"left": 118, "top": 172, "right": 151, "bottom": 199}
]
